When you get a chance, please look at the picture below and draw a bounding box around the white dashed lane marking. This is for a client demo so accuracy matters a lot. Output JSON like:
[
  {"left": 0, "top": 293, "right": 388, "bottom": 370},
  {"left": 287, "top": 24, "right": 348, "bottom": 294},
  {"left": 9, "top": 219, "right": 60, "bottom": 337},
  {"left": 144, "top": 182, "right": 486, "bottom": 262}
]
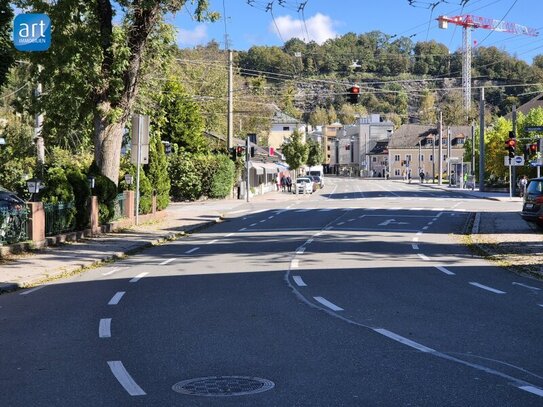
[
  {"left": 436, "top": 266, "right": 455, "bottom": 275},
  {"left": 107, "top": 361, "right": 146, "bottom": 396},
  {"left": 469, "top": 282, "right": 506, "bottom": 294},
  {"left": 108, "top": 291, "right": 126, "bottom": 305},
  {"left": 99, "top": 318, "right": 112, "bottom": 338},
  {"left": 130, "top": 273, "right": 148, "bottom": 283},
  {"left": 185, "top": 247, "right": 200, "bottom": 254},
  {"left": 293, "top": 276, "right": 307, "bottom": 287},
  {"left": 314, "top": 296, "right": 344, "bottom": 311},
  {"left": 159, "top": 258, "right": 175, "bottom": 265}
]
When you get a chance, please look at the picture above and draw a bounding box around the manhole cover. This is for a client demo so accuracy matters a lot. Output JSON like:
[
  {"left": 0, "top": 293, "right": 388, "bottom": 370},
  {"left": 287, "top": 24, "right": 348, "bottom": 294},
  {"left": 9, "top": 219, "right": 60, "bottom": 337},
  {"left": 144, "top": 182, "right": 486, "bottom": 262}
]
[{"left": 172, "top": 376, "right": 275, "bottom": 397}]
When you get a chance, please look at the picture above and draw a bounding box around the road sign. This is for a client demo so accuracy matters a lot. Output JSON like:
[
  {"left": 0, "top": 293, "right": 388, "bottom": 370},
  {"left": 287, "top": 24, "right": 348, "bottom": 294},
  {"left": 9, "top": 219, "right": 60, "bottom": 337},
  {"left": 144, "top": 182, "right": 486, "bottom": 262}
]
[
  {"left": 525, "top": 126, "right": 543, "bottom": 132},
  {"left": 504, "top": 155, "right": 524, "bottom": 166}
]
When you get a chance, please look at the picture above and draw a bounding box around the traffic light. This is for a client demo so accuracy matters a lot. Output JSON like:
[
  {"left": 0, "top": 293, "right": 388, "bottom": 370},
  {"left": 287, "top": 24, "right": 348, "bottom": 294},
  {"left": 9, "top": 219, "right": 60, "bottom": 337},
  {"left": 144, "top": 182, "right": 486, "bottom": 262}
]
[
  {"left": 236, "top": 146, "right": 245, "bottom": 157},
  {"left": 347, "top": 85, "right": 360, "bottom": 104},
  {"left": 505, "top": 131, "right": 516, "bottom": 158},
  {"left": 229, "top": 147, "right": 237, "bottom": 161},
  {"left": 530, "top": 142, "right": 538, "bottom": 153}
]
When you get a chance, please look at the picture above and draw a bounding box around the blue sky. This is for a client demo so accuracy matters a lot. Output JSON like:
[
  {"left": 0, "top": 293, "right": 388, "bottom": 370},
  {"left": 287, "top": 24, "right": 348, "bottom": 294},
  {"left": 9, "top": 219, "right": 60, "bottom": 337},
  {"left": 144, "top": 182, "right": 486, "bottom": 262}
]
[{"left": 171, "top": 0, "right": 543, "bottom": 63}]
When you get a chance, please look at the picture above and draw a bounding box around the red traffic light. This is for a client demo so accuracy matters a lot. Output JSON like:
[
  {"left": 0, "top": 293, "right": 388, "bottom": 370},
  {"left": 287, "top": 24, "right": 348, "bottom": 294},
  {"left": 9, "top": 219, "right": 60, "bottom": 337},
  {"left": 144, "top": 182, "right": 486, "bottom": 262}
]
[
  {"left": 350, "top": 85, "right": 360, "bottom": 94},
  {"left": 505, "top": 139, "right": 516, "bottom": 148},
  {"left": 530, "top": 143, "right": 538, "bottom": 152}
]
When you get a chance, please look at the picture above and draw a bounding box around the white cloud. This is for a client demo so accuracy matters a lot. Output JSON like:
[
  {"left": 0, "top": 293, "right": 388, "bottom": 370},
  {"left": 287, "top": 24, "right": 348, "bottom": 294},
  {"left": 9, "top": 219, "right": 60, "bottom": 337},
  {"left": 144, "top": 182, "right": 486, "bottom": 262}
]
[
  {"left": 270, "top": 13, "right": 338, "bottom": 45},
  {"left": 177, "top": 25, "right": 208, "bottom": 47}
]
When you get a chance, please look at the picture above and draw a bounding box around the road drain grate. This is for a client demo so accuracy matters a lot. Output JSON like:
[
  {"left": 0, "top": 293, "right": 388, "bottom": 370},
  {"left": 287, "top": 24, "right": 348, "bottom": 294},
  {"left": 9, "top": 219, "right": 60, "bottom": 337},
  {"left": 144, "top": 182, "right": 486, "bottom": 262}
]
[{"left": 172, "top": 376, "right": 275, "bottom": 397}]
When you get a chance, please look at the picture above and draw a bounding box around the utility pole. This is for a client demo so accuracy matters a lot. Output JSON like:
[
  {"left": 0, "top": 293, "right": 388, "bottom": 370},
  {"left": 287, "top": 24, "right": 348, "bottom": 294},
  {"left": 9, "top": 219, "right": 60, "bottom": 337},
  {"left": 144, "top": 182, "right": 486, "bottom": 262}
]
[
  {"left": 447, "top": 126, "right": 451, "bottom": 186},
  {"left": 471, "top": 122, "right": 475, "bottom": 181},
  {"left": 432, "top": 131, "right": 436, "bottom": 183},
  {"left": 438, "top": 111, "right": 443, "bottom": 186},
  {"left": 512, "top": 105, "right": 517, "bottom": 197},
  {"left": 245, "top": 136, "right": 250, "bottom": 202},
  {"left": 227, "top": 50, "right": 234, "bottom": 150},
  {"left": 478, "top": 87, "right": 485, "bottom": 192}
]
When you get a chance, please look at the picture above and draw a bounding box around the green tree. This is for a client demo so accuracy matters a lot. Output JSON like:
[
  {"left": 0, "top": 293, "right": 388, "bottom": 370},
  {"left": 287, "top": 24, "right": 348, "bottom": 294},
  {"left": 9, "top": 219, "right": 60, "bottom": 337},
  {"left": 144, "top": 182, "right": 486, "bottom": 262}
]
[
  {"left": 419, "top": 91, "right": 437, "bottom": 125},
  {"left": 146, "top": 132, "right": 170, "bottom": 210},
  {"left": 306, "top": 139, "right": 324, "bottom": 167},
  {"left": 156, "top": 79, "right": 207, "bottom": 153},
  {"left": 281, "top": 130, "right": 308, "bottom": 177},
  {"left": 14, "top": 0, "right": 217, "bottom": 185},
  {"left": 0, "top": 2, "right": 14, "bottom": 88},
  {"left": 309, "top": 106, "right": 329, "bottom": 127}
]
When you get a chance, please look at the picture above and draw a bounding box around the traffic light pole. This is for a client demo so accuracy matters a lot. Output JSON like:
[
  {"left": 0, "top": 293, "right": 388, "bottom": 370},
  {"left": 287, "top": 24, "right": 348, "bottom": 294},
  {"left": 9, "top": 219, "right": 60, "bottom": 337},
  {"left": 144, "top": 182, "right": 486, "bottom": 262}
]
[{"left": 246, "top": 136, "right": 250, "bottom": 203}]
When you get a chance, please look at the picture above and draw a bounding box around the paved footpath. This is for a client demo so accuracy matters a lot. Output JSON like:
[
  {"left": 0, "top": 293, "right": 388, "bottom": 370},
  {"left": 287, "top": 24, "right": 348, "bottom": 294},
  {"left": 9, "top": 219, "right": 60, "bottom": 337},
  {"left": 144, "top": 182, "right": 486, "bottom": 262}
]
[{"left": 1, "top": 183, "right": 542, "bottom": 293}]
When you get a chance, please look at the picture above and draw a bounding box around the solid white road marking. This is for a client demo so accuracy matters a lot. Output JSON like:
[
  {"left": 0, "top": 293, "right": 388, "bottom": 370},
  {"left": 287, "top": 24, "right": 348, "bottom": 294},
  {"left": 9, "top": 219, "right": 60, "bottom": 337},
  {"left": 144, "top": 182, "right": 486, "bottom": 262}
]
[
  {"left": 418, "top": 253, "right": 430, "bottom": 261},
  {"left": 436, "top": 266, "right": 455, "bottom": 275},
  {"left": 469, "top": 282, "right": 506, "bottom": 294},
  {"left": 19, "top": 286, "right": 46, "bottom": 296},
  {"left": 206, "top": 239, "right": 218, "bottom": 244},
  {"left": 314, "top": 296, "right": 343, "bottom": 311},
  {"left": 107, "top": 361, "right": 146, "bottom": 396},
  {"left": 512, "top": 282, "right": 541, "bottom": 291},
  {"left": 293, "top": 276, "right": 306, "bottom": 286},
  {"left": 99, "top": 318, "right": 112, "bottom": 338},
  {"left": 296, "top": 247, "right": 306, "bottom": 254},
  {"left": 130, "top": 272, "right": 148, "bottom": 283},
  {"left": 108, "top": 292, "right": 126, "bottom": 305},
  {"left": 185, "top": 247, "right": 200, "bottom": 254},
  {"left": 374, "top": 328, "right": 435, "bottom": 353},
  {"left": 159, "top": 258, "right": 175, "bottom": 265},
  {"left": 291, "top": 259, "right": 299, "bottom": 268},
  {"left": 412, "top": 244, "right": 419, "bottom": 250},
  {"left": 519, "top": 385, "right": 543, "bottom": 397}
]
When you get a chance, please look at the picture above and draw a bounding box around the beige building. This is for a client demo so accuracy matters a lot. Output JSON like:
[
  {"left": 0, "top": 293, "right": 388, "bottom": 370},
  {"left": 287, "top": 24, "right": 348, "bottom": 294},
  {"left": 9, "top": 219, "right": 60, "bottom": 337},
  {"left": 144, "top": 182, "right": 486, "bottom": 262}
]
[
  {"left": 267, "top": 110, "right": 306, "bottom": 149},
  {"left": 388, "top": 124, "right": 471, "bottom": 181}
]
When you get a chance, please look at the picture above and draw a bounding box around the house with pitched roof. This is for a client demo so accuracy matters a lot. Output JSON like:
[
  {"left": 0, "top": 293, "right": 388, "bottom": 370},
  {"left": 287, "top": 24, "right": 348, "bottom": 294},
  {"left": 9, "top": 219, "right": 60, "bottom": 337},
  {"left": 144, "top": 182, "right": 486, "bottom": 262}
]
[{"left": 388, "top": 124, "right": 471, "bottom": 180}]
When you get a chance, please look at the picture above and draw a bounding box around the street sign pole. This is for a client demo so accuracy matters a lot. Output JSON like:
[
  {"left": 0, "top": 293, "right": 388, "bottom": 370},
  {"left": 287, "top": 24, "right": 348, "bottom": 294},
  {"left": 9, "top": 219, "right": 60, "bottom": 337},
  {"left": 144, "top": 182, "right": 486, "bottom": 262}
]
[
  {"left": 508, "top": 158, "right": 512, "bottom": 199},
  {"left": 136, "top": 115, "right": 141, "bottom": 226}
]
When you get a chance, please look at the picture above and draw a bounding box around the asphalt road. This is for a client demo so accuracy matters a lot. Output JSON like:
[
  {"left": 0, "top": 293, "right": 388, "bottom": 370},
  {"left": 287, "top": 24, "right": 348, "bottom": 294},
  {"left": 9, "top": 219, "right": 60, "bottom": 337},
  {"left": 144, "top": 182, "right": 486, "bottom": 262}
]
[{"left": 1, "top": 178, "right": 542, "bottom": 406}]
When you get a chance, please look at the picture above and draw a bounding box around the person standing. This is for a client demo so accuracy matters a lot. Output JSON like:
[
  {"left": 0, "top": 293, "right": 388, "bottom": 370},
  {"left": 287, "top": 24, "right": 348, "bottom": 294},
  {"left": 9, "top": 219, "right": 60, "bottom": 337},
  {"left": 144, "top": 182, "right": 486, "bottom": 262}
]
[
  {"left": 419, "top": 170, "right": 425, "bottom": 183},
  {"left": 286, "top": 176, "right": 292, "bottom": 192}
]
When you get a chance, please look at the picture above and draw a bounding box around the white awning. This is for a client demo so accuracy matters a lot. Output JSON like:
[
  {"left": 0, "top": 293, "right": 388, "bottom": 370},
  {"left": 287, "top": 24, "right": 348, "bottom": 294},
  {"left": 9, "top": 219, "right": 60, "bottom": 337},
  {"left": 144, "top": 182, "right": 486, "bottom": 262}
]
[
  {"left": 249, "top": 162, "right": 264, "bottom": 174},
  {"left": 260, "top": 163, "right": 280, "bottom": 173}
]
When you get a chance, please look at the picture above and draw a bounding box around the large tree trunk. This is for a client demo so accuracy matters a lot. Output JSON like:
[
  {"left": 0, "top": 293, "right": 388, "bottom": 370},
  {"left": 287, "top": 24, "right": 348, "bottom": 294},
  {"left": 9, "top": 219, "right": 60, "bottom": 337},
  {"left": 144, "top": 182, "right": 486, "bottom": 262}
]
[
  {"left": 93, "top": 1, "right": 161, "bottom": 185},
  {"left": 93, "top": 104, "right": 125, "bottom": 184}
]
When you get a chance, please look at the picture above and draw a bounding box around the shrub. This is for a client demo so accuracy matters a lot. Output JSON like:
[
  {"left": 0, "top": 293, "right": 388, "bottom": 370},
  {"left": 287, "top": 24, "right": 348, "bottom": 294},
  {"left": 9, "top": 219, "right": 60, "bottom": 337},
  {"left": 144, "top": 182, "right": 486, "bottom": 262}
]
[
  {"left": 208, "top": 154, "right": 235, "bottom": 199},
  {"left": 146, "top": 133, "right": 170, "bottom": 210},
  {"left": 66, "top": 169, "right": 91, "bottom": 230},
  {"left": 169, "top": 149, "right": 203, "bottom": 201},
  {"left": 92, "top": 173, "right": 118, "bottom": 224}
]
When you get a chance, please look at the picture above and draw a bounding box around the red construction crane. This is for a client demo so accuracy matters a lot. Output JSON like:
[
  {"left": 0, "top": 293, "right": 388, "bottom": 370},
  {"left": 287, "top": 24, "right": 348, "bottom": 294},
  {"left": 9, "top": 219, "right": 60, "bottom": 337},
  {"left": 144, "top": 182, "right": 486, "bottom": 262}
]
[{"left": 437, "top": 14, "right": 539, "bottom": 117}]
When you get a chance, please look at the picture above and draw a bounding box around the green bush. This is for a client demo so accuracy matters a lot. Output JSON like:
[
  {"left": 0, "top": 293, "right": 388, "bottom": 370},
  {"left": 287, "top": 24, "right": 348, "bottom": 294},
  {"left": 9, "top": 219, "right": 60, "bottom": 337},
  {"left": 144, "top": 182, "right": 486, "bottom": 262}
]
[
  {"left": 169, "top": 149, "right": 203, "bottom": 201},
  {"left": 138, "top": 168, "right": 153, "bottom": 214},
  {"left": 66, "top": 169, "right": 91, "bottom": 230},
  {"left": 146, "top": 133, "right": 170, "bottom": 210},
  {"left": 40, "top": 166, "right": 77, "bottom": 229},
  {"left": 92, "top": 173, "right": 118, "bottom": 224},
  {"left": 208, "top": 154, "right": 235, "bottom": 199}
]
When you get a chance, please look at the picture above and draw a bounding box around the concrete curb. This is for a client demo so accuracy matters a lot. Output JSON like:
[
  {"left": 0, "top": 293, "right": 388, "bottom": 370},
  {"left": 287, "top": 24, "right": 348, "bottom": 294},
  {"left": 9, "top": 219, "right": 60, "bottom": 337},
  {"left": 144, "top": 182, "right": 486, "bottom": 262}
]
[{"left": 0, "top": 216, "right": 222, "bottom": 294}]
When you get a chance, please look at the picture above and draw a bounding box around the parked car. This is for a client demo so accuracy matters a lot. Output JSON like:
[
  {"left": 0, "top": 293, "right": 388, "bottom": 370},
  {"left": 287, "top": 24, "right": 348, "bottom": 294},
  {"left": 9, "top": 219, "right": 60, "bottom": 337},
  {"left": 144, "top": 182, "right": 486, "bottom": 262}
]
[
  {"left": 0, "top": 187, "right": 25, "bottom": 211},
  {"left": 520, "top": 177, "right": 543, "bottom": 223},
  {"left": 309, "top": 175, "right": 324, "bottom": 189},
  {"left": 294, "top": 177, "right": 314, "bottom": 194}
]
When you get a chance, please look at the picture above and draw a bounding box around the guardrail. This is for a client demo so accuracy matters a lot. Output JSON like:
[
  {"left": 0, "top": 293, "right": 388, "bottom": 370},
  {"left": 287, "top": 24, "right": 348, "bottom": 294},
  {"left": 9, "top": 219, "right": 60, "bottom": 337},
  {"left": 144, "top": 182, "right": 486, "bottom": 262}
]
[
  {"left": 44, "top": 202, "right": 76, "bottom": 237},
  {"left": 0, "top": 207, "right": 29, "bottom": 245}
]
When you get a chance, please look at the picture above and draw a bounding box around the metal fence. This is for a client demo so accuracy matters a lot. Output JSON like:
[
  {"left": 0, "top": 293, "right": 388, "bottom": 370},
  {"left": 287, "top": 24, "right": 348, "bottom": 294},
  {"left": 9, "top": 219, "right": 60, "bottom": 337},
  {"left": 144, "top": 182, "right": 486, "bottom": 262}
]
[
  {"left": 113, "top": 193, "right": 126, "bottom": 220},
  {"left": 0, "top": 207, "right": 29, "bottom": 245},
  {"left": 44, "top": 202, "right": 76, "bottom": 237}
]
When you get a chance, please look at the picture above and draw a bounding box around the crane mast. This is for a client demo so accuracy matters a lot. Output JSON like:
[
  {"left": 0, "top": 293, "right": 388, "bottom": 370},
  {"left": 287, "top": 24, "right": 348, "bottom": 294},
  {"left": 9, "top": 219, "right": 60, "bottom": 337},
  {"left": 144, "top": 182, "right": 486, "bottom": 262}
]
[{"left": 437, "top": 14, "right": 539, "bottom": 120}]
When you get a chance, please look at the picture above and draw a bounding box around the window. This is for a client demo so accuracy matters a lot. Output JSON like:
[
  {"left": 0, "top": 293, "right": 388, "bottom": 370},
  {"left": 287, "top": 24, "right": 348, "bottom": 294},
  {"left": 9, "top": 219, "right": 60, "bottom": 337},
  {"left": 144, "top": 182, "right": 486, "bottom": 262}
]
[
  {"left": 405, "top": 154, "right": 412, "bottom": 162},
  {"left": 420, "top": 154, "right": 424, "bottom": 162},
  {"left": 395, "top": 169, "right": 401, "bottom": 176},
  {"left": 327, "top": 154, "right": 331, "bottom": 159},
  {"left": 327, "top": 145, "right": 331, "bottom": 150},
  {"left": 283, "top": 126, "right": 290, "bottom": 131},
  {"left": 430, "top": 154, "right": 433, "bottom": 162},
  {"left": 443, "top": 155, "right": 448, "bottom": 161},
  {"left": 394, "top": 154, "right": 400, "bottom": 162},
  {"left": 372, "top": 157, "right": 377, "bottom": 162}
]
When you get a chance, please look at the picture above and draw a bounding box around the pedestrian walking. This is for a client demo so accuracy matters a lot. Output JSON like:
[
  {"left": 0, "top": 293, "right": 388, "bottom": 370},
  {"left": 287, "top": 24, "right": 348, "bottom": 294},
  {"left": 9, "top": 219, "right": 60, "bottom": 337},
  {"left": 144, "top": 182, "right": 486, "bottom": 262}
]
[
  {"left": 280, "top": 176, "right": 286, "bottom": 192},
  {"left": 519, "top": 175, "right": 528, "bottom": 197},
  {"left": 419, "top": 170, "right": 425, "bottom": 183},
  {"left": 286, "top": 176, "right": 292, "bottom": 192}
]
